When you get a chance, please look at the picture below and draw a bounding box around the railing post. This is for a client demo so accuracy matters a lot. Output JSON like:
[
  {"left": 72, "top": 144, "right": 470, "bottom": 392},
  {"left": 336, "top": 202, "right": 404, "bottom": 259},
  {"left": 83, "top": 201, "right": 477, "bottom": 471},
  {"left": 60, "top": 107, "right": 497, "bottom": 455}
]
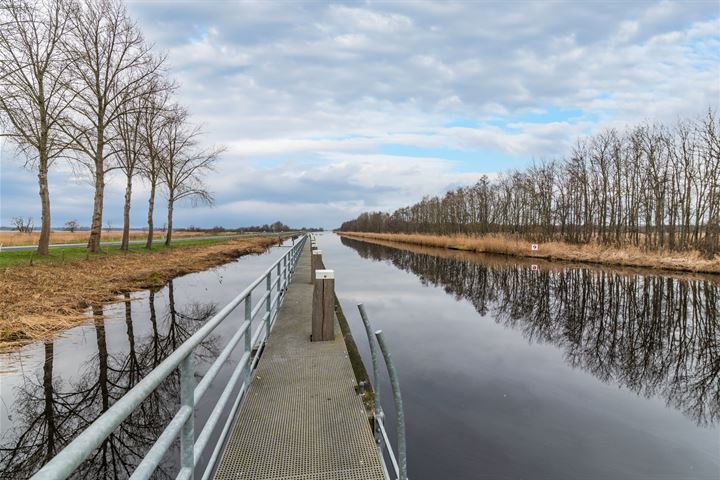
[
  {"left": 283, "top": 256, "right": 288, "bottom": 291},
  {"left": 311, "top": 269, "right": 335, "bottom": 341},
  {"left": 180, "top": 353, "right": 195, "bottom": 479},
  {"left": 244, "top": 292, "right": 252, "bottom": 388},
  {"left": 357, "top": 304, "right": 382, "bottom": 445},
  {"left": 375, "top": 330, "right": 407, "bottom": 480},
  {"left": 265, "top": 273, "right": 272, "bottom": 334},
  {"left": 276, "top": 262, "right": 281, "bottom": 299}
]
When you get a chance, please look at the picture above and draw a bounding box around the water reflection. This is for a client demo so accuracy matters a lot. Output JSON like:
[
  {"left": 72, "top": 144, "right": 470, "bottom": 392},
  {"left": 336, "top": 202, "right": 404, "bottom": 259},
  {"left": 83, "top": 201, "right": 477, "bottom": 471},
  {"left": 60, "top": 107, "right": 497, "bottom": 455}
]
[
  {"left": 0, "top": 281, "right": 218, "bottom": 479},
  {"left": 341, "top": 236, "right": 720, "bottom": 427}
]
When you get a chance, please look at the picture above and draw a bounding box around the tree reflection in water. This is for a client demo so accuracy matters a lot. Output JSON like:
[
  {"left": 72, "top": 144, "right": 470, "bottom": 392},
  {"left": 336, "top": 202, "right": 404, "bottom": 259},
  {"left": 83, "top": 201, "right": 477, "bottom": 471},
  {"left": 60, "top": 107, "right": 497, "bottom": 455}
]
[
  {"left": 342, "top": 237, "right": 719, "bottom": 427},
  {"left": 0, "top": 281, "right": 219, "bottom": 479}
]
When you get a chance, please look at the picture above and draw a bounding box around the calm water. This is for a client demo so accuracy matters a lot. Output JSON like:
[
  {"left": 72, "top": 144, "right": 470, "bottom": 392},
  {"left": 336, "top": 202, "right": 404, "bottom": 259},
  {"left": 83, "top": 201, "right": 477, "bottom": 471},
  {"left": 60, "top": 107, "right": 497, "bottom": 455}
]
[
  {"left": 320, "top": 233, "right": 719, "bottom": 480},
  {"left": 0, "top": 234, "right": 718, "bottom": 479}
]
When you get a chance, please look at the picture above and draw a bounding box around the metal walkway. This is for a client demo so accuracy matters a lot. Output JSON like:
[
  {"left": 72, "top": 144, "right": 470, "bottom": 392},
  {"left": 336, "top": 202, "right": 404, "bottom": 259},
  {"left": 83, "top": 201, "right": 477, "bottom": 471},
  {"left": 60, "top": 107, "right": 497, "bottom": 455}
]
[{"left": 213, "top": 243, "right": 385, "bottom": 480}]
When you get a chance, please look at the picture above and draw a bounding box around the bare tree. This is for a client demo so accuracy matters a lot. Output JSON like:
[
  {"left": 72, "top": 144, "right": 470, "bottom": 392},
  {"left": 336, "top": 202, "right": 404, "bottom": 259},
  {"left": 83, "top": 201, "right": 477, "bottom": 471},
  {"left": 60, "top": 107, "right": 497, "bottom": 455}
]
[
  {"left": 62, "top": 0, "right": 161, "bottom": 253},
  {"left": 137, "top": 83, "right": 174, "bottom": 249},
  {"left": 113, "top": 74, "right": 169, "bottom": 251},
  {"left": 12, "top": 216, "right": 34, "bottom": 233},
  {"left": 159, "top": 107, "right": 221, "bottom": 245},
  {"left": 0, "top": 0, "right": 73, "bottom": 255},
  {"left": 64, "top": 219, "right": 79, "bottom": 232}
]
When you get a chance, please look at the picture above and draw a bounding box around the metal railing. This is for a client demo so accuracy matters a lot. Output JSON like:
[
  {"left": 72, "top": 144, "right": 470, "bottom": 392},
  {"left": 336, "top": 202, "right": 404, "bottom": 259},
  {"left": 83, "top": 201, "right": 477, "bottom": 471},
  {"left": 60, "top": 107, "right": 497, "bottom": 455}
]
[
  {"left": 32, "top": 235, "right": 308, "bottom": 480},
  {"left": 357, "top": 304, "right": 408, "bottom": 480}
]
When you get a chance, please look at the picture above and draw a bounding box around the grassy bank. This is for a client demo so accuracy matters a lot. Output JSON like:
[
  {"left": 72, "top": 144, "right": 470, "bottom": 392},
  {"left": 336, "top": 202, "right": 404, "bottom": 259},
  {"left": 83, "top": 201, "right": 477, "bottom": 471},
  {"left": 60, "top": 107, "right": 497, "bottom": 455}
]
[
  {"left": 338, "top": 232, "right": 720, "bottom": 275},
  {"left": 0, "top": 235, "right": 282, "bottom": 352},
  {"left": 0, "top": 236, "right": 247, "bottom": 268},
  {"left": 0, "top": 229, "right": 220, "bottom": 247},
  {"left": 334, "top": 295, "right": 374, "bottom": 417}
]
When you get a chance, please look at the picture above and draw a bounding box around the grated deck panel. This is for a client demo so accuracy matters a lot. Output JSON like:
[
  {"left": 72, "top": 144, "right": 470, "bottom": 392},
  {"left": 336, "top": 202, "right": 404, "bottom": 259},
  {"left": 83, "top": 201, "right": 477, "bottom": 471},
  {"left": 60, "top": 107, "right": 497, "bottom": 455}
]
[{"left": 213, "top": 243, "right": 385, "bottom": 480}]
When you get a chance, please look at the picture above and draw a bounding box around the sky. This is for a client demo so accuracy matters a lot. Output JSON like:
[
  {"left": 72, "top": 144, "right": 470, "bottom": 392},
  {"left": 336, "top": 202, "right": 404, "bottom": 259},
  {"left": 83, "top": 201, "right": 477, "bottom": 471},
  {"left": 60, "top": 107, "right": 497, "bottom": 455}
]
[{"left": 1, "top": 0, "right": 719, "bottom": 230}]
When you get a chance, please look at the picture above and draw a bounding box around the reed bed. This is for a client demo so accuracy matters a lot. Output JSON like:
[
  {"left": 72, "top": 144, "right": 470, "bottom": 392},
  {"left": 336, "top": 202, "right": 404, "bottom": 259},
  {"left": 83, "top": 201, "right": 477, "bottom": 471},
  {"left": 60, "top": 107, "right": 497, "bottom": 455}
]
[
  {"left": 0, "top": 236, "right": 278, "bottom": 352},
  {"left": 339, "top": 232, "right": 720, "bottom": 275}
]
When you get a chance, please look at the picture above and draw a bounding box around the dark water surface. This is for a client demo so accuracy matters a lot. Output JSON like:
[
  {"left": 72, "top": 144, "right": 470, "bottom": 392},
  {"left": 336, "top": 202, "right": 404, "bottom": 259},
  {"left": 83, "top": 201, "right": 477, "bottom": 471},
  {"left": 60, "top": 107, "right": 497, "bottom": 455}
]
[
  {"left": 0, "top": 244, "right": 292, "bottom": 479},
  {"left": 1, "top": 234, "right": 718, "bottom": 479},
  {"left": 318, "top": 233, "right": 720, "bottom": 480}
]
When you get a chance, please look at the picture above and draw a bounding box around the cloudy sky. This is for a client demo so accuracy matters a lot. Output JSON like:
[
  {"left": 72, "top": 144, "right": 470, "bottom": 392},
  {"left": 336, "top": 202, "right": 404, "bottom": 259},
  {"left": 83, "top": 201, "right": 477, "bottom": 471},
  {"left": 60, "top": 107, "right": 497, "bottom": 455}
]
[{"left": 1, "top": 0, "right": 718, "bottom": 229}]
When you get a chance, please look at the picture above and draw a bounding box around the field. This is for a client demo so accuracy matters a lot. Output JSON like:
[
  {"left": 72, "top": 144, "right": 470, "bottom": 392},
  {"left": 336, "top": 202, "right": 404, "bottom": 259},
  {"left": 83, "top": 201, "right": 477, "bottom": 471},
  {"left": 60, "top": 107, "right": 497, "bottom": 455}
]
[
  {"left": 0, "top": 229, "right": 228, "bottom": 247},
  {"left": 0, "top": 235, "right": 284, "bottom": 351},
  {"left": 339, "top": 232, "right": 720, "bottom": 274}
]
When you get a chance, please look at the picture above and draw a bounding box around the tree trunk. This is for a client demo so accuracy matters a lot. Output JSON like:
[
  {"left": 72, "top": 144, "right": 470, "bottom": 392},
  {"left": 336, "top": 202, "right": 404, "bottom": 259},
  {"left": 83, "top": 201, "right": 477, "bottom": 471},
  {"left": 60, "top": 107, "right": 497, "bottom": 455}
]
[
  {"left": 94, "top": 308, "right": 110, "bottom": 412},
  {"left": 37, "top": 159, "right": 51, "bottom": 256},
  {"left": 87, "top": 166, "right": 105, "bottom": 253},
  {"left": 121, "top": 172, "right": 133, "bottom": 251},
  {"left": 43, "top": 341, "right": 55, "bottom": 462},
  {"left": 145, "top": 179, "right": 156, "bottom": 249},
  {"left": 165, "top": 198, "right": 173, "bottom": 246}
]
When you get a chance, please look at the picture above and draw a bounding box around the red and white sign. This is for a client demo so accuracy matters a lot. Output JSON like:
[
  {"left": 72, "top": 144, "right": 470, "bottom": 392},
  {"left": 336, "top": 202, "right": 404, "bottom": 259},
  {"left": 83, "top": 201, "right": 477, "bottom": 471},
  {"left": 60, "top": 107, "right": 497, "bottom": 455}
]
[
  {"left": 531, "top": 244, "right": 539, "bottom": 251},
  {"left": 531, "top": 264, "right": 539, "bottom": 271}
]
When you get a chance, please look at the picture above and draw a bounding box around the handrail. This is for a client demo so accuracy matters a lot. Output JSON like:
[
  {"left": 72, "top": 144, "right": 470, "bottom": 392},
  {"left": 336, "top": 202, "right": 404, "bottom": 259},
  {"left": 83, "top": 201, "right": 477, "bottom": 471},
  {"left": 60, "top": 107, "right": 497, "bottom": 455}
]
[
  {"left": 358, "top": 304, "right": 382, "bottom": 442},
  {"left": 375, "top": 329, "right": 407, "bottom": 480},
  {"left": 356, "top": 304, "right": 408, "bottom": 480},
  {"left": 32, "top": 235, "right": 307, "bottom": 480}
]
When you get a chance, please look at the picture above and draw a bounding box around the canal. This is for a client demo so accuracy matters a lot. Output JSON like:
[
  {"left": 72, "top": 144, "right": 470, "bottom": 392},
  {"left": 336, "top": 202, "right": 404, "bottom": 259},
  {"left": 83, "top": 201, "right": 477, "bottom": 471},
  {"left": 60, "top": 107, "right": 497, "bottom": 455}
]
[
  {"left": 0, "top": 233, "right": 718, "bottom": 479},
  {"left": 320, "top": 233, "right": 719, "bottom": 480}
]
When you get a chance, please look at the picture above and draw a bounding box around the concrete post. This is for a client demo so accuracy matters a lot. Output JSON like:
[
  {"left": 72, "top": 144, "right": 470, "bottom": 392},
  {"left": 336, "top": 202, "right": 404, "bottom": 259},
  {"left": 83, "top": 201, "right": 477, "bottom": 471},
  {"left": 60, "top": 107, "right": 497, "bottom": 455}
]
[{"left": 312, "top": 269, "right": 335, "bottom": 341}]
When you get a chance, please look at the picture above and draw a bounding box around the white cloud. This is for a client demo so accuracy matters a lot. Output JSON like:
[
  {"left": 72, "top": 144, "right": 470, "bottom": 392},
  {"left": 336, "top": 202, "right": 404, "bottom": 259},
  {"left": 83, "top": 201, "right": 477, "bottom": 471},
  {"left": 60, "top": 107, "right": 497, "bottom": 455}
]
[{"left": 2, "top": 1, "right": 718, "bottom": 228}]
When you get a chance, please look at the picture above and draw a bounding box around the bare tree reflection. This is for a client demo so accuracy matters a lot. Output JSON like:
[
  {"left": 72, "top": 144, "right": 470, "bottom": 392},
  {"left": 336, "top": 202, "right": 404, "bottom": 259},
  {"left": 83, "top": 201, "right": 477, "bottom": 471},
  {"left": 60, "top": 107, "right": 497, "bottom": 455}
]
[
  {"left": 342, "top": 237, "right": 720, "bottom": 426},
  {"left": 0, "top": 280, "right": 219, "bottom": 478}
]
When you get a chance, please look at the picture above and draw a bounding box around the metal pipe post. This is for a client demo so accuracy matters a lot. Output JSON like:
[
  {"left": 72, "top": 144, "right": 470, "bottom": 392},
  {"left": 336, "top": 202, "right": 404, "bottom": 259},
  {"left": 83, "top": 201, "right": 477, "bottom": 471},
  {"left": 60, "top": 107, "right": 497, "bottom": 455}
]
[
  {"left": 283, "top": 256, "right": 288, "bottom": 291},
  {"left": 244, "top": 292, "right": 252, "bottom": 388},
  {"left": 375, "top": 330, "right": 407, "bottom": 480},
  {"left": 179, "top": 354, "right": 195, "bottom": 479},
  {"left": 265, "top": 273, "right": 272, "bottom": 335},
  {"left": 357, "top": 304, "right": 382, "bottom": 443}
]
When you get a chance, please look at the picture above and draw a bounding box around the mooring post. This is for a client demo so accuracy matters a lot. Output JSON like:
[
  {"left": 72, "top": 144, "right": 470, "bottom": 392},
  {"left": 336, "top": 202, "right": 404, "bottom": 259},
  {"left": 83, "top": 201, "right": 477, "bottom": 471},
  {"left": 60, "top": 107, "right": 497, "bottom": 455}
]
[
  {"left": 312, "top": 269, "right": 335, "bottom": 341},
  {"left": 311, "top": 249, "right": 323, "bottom": 284}
]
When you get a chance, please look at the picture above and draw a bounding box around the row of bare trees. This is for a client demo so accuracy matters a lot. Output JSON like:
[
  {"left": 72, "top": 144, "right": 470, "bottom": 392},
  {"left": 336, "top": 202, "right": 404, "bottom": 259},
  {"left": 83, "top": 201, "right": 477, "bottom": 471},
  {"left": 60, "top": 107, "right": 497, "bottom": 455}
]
[
  {"left": 340, "top": 111, "right": 720, "bottom": 256},
  {"left": 0, "top": 0, "right": 223, "bottom": 254}
]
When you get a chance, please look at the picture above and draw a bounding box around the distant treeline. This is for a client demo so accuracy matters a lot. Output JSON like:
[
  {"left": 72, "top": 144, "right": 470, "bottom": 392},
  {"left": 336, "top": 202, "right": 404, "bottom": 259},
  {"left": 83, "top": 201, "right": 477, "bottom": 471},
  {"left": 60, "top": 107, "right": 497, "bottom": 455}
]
[
  {"left": 340, "top": 110, "right": 720, "bottom": 255},
  {"left": 183, "top": 222, "right": 323, "bottom": 233}
]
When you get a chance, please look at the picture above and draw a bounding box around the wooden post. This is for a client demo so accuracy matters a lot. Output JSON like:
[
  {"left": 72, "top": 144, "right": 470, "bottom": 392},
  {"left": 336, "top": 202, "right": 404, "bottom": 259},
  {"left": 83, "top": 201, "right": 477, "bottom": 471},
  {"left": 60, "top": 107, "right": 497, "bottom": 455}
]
[
  {"left": 310, "top": 250, "right": 322, "bottom": 284},
  {"left": 312, "top": 269, "right": 335, "bottom": 341}
]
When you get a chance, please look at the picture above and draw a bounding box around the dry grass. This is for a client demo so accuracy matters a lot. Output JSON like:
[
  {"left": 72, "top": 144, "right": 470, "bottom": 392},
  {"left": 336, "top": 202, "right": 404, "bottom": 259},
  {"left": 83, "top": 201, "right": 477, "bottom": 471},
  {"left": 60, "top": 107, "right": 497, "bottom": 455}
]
[
  {"left": 0, "top": 236, "right": 278, "bottom": 352},
  {"left": 339, "top": 232, "right": 720, "bottom": 275},
  {"left": 0, "top": 230, "right": 221, "bottom": 247}
]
